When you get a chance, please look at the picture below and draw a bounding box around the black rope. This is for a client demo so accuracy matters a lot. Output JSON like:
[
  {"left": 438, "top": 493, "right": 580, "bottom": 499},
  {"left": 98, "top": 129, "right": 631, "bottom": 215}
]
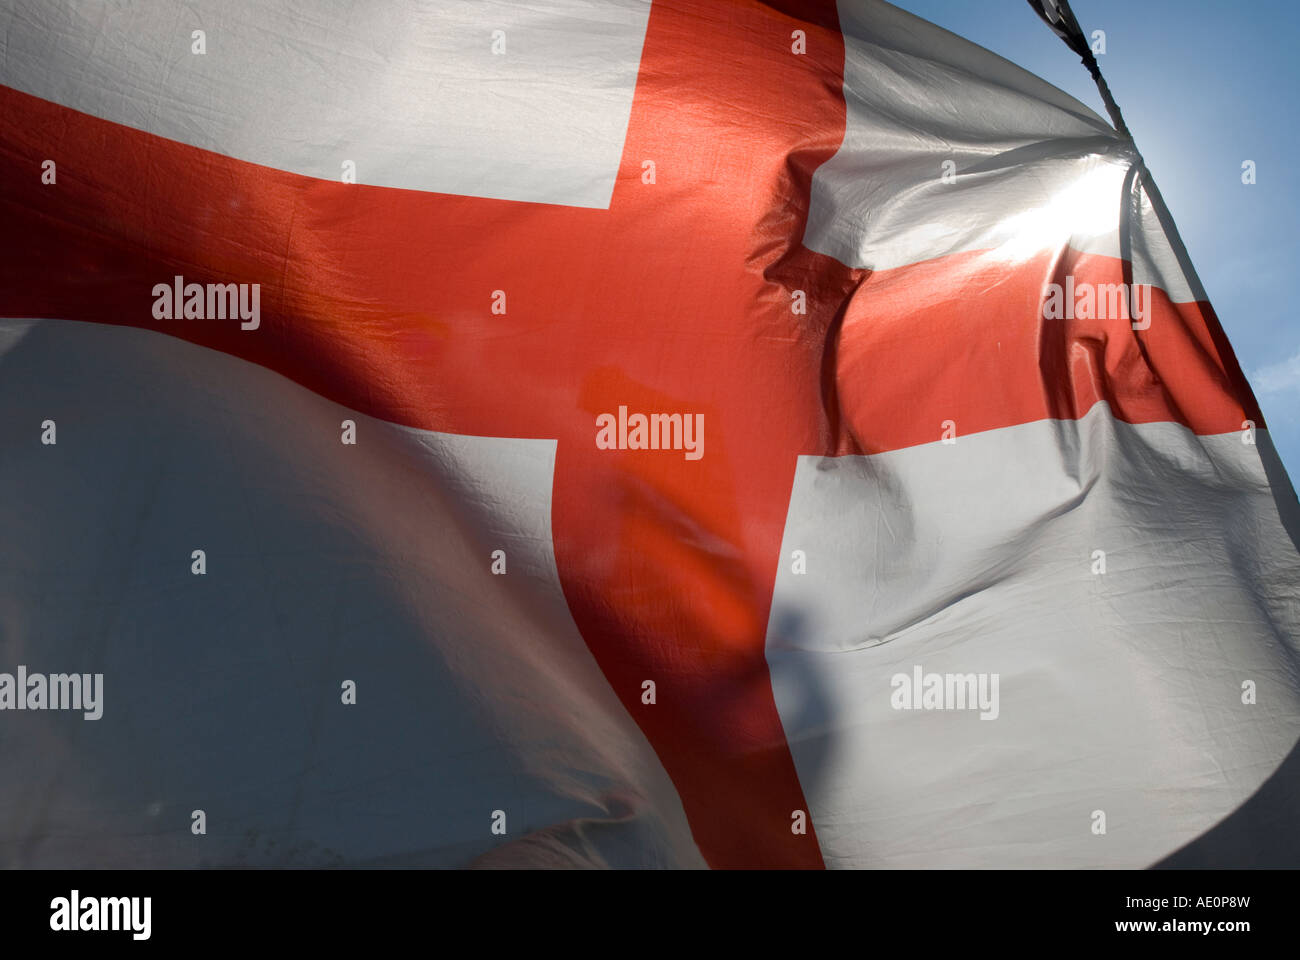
[
  {"left": 1080, "top": 50, "right": 1132, "bottom": 140},
  {"left": 1025, "top": 0, "right": 1131, "bottom": 139}
]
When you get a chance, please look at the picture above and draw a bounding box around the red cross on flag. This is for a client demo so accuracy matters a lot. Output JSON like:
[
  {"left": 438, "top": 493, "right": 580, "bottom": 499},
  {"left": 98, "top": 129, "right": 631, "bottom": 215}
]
[{"left": 1, "top": 0, "right": 1297, "bottom": 869}]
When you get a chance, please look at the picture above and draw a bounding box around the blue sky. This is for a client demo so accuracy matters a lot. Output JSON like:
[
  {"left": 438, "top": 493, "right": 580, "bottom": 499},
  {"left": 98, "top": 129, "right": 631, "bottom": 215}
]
[{"left": 897, "top": 0, "right": 1299, "bottom": 482}]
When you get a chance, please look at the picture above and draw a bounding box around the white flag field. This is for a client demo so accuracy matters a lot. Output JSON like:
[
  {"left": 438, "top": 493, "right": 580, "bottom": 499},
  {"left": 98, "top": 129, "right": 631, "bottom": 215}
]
[{"left": 0, "top": 0, "right": 1296, "bottom": 869}]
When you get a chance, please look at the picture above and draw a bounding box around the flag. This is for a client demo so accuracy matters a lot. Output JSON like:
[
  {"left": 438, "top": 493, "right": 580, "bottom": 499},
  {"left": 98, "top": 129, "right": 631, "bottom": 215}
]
[{"left": 0, "top": 0, "right": 1297, "bottom": 869}]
